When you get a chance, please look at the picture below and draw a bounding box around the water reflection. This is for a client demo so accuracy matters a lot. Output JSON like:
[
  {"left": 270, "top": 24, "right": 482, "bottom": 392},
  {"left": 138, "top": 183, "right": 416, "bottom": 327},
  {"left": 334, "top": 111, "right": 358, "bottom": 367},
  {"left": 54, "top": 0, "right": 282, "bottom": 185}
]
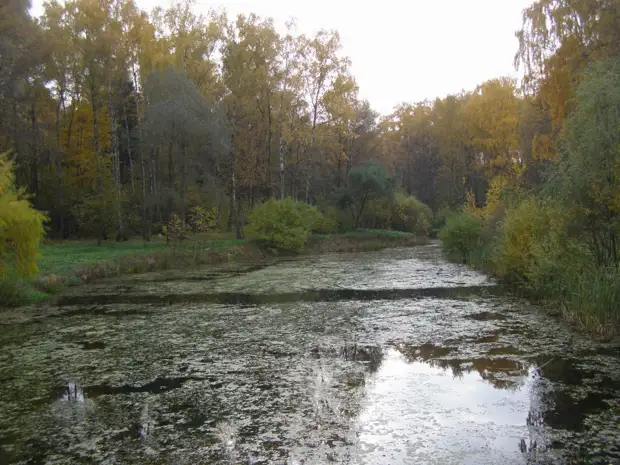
[
  {"left": 61, "top": 382, "right": 85, "bottom": 402},
  {"left": 355, "top": 348, "right": 535, "bottom": 464},
  {"left": 394, "top": 342, "right": 528, "bottom": 390}
]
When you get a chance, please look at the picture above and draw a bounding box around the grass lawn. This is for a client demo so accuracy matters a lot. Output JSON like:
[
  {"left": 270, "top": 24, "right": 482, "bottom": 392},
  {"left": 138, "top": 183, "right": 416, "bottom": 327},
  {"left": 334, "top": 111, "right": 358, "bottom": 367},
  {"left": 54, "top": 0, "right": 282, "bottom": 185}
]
[{"left": 38, "top": 233, "right": 245, "bottom": 277}]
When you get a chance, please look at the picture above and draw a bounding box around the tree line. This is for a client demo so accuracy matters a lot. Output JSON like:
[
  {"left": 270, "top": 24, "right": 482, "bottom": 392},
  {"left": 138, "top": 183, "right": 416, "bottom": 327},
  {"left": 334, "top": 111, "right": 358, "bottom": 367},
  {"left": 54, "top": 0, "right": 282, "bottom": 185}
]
[
  {"left": 437, "top": 0, "right": 620, "bottom": 336},
  {"left": 2, "top": 0, "right": 619, "bottom": 249},
  {"left": 2, "top": 0, "right": 380, "bottom": 243}
]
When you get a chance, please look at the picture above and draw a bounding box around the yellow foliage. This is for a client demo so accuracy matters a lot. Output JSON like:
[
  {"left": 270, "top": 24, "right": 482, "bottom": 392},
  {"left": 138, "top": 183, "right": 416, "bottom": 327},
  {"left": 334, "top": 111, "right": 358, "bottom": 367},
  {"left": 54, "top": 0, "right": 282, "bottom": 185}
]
[
  {"left": 464, "top": 176, "right": 509, "bottom": 223},
  {"left": 0, "top": 153, "right": 47, "bottom": 277}
]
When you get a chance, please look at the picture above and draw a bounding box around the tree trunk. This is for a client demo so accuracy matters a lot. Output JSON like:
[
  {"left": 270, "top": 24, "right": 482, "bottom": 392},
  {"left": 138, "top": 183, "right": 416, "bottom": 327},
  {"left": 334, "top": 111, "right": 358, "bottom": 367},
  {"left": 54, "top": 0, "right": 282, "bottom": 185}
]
[
  {"left": 355, "top": 192, "right": 369, "bottom": 229},
  {"left": 167, "top": 123, "right": 175, "bottom": 219},
  {"left": 122, "top": 100, "right": 135, "bottom": 195},
  {"left": 90, "top": 75, "right": 104, "bottom": 245},
  {"left": 279, "top": 136, "right": 285, "bottom": 200},
  {"left": 30, "top": 102, "right": 39, "bottom": 208},
  {"left": 107, "top": 74, "right": 124, "bottom": 241},
  {"left": 180, "top": 143, "right": 187, "bottom": 221},
  {"left": 55, "top": 86, "right": 65, "bottom": 238},
  {"left": 141, "top": 152, "right": 149, "bottom": 240},
  {"left": 56, "top": 157, "right": 64, "bottom": 237},
  {"left": 232, "top": 167, "right": 242, "bottom": 240},
  {"left": 266, "top": 99, "right": 273, "bottom": 197}
]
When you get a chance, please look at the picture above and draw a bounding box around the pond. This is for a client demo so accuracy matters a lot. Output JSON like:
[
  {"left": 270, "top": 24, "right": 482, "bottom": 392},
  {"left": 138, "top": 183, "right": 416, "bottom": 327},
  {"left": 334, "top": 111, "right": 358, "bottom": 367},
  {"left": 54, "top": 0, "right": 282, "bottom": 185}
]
[{"left": 1, "top": 243, "right": 619, "bottom": 464}]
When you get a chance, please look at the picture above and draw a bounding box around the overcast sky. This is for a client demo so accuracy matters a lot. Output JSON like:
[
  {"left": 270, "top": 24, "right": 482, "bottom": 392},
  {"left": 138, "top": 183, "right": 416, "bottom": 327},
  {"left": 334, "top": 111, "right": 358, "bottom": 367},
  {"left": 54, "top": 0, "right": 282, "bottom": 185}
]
[{"left": 31, "top": 0, "right": 533, "bottom": 115}]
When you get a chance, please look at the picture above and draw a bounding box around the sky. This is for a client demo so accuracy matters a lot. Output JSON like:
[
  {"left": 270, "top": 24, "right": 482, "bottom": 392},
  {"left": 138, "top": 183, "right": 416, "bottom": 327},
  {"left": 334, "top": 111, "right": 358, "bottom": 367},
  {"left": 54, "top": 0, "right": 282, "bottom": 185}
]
[{"left": 31, "top": 0, "right": 534, "bottom": 115}]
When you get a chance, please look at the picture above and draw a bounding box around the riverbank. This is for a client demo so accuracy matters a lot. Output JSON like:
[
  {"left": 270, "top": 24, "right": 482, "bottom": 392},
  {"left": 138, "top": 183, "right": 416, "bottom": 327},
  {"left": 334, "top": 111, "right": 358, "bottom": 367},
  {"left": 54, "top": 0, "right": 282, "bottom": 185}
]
[
  {"left": 439, "top": 221, "right": 620, "bottom": 341},
  {"left": 0, "top": 230, "right": 425, "bottom": 308}
]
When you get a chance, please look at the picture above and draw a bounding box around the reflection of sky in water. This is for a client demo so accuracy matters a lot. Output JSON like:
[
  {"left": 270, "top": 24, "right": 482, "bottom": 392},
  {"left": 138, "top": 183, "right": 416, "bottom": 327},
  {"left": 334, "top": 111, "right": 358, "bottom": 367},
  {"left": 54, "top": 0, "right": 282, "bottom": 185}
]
[
  {"left": 207, "top": 245, "right": 494, "bottom": 294},
  {"left": 356, "top": 349, "right": 533, "bottom": 465}
]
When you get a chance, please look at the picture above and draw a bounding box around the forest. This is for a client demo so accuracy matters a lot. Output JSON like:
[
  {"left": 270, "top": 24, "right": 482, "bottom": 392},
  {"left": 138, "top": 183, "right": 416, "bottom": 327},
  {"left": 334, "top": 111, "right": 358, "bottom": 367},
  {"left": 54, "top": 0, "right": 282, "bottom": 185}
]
[{"left": 1, "top": 0, "right": 620, "bottom": 333}]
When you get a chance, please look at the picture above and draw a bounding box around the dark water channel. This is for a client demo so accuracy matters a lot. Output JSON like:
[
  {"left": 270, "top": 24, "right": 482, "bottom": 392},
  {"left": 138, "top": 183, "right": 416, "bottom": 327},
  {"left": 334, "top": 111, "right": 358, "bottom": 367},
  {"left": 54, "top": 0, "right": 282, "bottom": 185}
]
[{"left": 1, "top": 244, "right": 620, "bottom": 464}]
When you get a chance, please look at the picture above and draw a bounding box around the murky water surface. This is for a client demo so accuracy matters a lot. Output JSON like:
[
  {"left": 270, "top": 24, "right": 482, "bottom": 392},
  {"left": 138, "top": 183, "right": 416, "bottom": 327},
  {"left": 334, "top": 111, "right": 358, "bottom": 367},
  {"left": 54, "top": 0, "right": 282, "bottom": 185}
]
[{"left": 1, "top": 244, "right": 620, "bottom": 464}]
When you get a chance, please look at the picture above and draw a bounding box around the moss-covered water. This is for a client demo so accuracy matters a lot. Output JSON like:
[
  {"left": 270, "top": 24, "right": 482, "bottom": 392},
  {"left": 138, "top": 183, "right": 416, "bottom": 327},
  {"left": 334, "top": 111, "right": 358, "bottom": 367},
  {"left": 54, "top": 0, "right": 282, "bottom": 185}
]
[{"left": 1, "top": 244, "right": 619, "bottom": 464}]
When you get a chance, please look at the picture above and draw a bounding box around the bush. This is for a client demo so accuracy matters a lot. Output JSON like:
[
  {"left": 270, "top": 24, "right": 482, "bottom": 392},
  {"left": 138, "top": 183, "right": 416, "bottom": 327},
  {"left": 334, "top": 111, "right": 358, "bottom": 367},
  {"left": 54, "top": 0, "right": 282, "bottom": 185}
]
[
  {"left": 0, "top": 279, "right": 30, "bottom": 307},
  {"left": 361, "top": 197, "right": 391, "bottom": 229},
  {"left": 439, "top": 212, "right": 485, "bottom": 263},
  {"left": 360, "top": 194, "right": 433, "bottom": 236},
  {"left": 245, "top": 198, "right": 329, "bottom": 251},
  {"left": 494, "top": 198, "right": 547, "bottom": 282},
  {"left": 390, "top": 194, "right": 433, "bottom": 236},
  {"left": 296, "top": 202, "right": 334, "bottom": 234},
  {"left": 325, "top": 206, "right": 355, "bottom": 233},
  {"left": 431, "top": 206, "right": 454, "bottom": 237}
]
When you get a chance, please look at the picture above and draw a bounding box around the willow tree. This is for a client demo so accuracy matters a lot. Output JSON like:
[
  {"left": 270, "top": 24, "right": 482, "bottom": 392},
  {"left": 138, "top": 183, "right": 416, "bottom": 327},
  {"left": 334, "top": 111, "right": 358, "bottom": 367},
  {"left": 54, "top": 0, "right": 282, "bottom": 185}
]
[
  {"left": 561, "top": 59, "right": 620, "bottom": 267},
  {"left": 0, "top": 153, "right": 47, "bottom": 277}
]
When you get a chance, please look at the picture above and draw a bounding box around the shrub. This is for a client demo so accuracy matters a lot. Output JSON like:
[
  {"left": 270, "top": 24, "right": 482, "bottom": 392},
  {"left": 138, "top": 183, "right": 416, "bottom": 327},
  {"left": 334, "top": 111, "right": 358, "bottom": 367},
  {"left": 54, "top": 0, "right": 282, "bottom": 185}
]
[
  {"left": 439, "top": 212, "right": 484, "bottom": 263},
  {"left": 296, "top": 202, "right": 334, "bottom": 234},
  {"left": 494, "top": 198, "right": 547, "bottom": 282},
  {"left": 360, "top": 194, "right": 433, "bottom": 236},
  {"left": 362, "top": 197, "right": 391, "bottom": 229},
  {"left": 390, "top": 194, "right": 433, "bottom": 236},
  {"left": 34, "top": 274, "right": 66, "bottom": 294},
  {"left": 0, "top": 279, "right": 30, "bottom": 307},
  {"left": 245, "top": 198, "right": 327, "bottom": 251},
  {"left": 325, "top": 206, "right": 355, "bottom": 233},
  {"left": 431, "top": 206, "right": 454, "bottom": 237}
]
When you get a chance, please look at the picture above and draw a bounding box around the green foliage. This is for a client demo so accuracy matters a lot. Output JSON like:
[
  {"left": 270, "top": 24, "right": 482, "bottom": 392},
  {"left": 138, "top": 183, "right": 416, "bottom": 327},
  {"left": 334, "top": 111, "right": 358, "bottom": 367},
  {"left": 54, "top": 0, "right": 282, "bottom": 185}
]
[
  {"left": 431, "top": 206, "right": 454, "bottom": 237},
  {"left": 0, "top": 278, "right": 30, "bottom": 307},
  {"left": 561, "top": 59, "right": 620, "bottom": 267},
  {"left": 362, "top": 193, "right": 432, "bottom": 236},
  {"left": 163, "top": 213, "right": 186, "bottom": 249},
  {"left": 188, "top": 205, "right": 218, "bottom": 233},
  {"left": 73, "top": 193, "right": 117, "bottom": 239},
  {"left": 346, "top": 162, "right": 394, "bottom": 228},
  {"left": 494, "top": 198, "right": 548, "bottom": 281},
  {"left": 390, "top": 194, "right": 433, "bottom": 236},
  {"left": 0, "top": 153, "right": 47, "bottom": 277},
  {"left": 325, "top": 205, "right": 355, "bottom": 232},
  {"left": 439, "top": 212, "right": 484, "bottom": 263},
  {"left": 296, "top": 202, "right": 334, "bottom": 234},
  {"left": 245, "top": 198, "right": 328, "bottom": 251}
]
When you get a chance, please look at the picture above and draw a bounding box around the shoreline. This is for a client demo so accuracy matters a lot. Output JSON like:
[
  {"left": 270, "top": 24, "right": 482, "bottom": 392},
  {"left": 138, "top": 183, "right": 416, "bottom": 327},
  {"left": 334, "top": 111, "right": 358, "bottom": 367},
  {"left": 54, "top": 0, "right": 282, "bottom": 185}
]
[{"left": 1, "top": 231, "right": 427, "bottom": 309}]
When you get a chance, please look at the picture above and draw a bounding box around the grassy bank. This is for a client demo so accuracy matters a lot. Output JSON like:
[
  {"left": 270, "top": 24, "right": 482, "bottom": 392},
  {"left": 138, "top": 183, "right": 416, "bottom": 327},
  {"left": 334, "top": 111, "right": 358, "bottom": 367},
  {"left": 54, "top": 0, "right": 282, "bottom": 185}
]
[{"left": 1, "top": 230, "right": 423, "bottom": 308}]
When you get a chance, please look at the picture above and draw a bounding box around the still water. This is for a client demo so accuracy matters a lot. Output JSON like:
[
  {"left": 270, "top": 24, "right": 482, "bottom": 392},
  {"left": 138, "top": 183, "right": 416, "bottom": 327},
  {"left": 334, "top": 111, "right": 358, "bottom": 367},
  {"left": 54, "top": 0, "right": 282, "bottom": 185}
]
[{"left": 1, "top": 244, "right": 619, "bottom": 464}]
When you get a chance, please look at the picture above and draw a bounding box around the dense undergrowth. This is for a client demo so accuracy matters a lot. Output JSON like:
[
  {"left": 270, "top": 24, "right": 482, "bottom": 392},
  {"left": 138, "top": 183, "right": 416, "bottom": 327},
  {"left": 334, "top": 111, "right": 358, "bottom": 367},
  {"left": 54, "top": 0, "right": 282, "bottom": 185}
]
[{"left": 440, "top": 197, "right": 620, "bottom": 340}]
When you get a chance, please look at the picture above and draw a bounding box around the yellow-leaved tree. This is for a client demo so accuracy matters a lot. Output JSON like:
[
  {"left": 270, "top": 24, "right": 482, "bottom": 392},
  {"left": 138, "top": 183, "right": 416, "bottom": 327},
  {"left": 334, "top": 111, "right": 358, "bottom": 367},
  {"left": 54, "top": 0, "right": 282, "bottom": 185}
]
[{"left": 0, "top": 153, "right": 47, "bottom": 277}]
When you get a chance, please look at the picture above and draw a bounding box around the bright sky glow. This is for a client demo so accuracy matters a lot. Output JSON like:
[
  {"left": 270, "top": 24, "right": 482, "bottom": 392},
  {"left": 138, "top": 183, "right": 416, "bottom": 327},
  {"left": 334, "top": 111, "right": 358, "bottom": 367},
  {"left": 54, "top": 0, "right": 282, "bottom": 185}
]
[{"left": 31, "top": 0, "right": 534, "bottom": 115}]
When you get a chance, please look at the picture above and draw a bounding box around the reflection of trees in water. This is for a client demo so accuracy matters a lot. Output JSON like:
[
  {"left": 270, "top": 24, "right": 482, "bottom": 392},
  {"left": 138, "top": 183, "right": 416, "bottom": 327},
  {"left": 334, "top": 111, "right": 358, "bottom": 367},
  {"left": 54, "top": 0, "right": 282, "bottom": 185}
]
[
  {"left": 517, "top": 358, "right": 616, "bottom": 464},
  {"left": 61, "top": 382, "right": 85, "bottom": 402},
  {"left": 340, "top": 344, "right": 384, "bottom": 374},
  {"left": 394, "top": 342, "right": 529, "bottom": 390}
]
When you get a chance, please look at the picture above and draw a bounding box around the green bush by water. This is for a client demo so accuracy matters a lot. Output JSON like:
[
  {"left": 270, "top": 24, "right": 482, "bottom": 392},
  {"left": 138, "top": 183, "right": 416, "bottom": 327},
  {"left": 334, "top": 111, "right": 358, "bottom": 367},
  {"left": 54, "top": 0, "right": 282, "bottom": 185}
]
[
  {"left": 359, "top": 193, "right": 433, "bottom": 236},
  {"left": 439, "top": 212, "right": 485, "bottom": 264},
  {"left": 245, "top": 198, "right": 330, "bottom": 251},
  {"left": 439, "top": 196, "right": 620, "bottom": 337}
]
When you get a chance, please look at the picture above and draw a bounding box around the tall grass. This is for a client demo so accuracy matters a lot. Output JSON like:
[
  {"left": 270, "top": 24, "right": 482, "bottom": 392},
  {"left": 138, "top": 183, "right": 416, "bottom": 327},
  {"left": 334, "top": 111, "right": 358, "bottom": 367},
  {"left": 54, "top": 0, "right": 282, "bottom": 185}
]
[{"left": 439, "top": 204, "right": 620, "bottom": 339}]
